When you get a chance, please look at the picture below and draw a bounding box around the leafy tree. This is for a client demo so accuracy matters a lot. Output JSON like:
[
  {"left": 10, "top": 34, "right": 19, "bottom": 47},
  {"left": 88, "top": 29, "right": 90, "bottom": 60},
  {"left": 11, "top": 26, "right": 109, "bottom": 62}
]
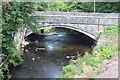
[
  {"left": 67, "top": 2, "right": 94, "bottom": 12},
  {"left": 37, "top": 2, "right": 68, "bottom": 12},
  {"left": 37, "top": 2, "right": 119, "bottom": 13},
  {"left": 37, "top": 2, "right": 48, "bottom": 11},
  {"left": 66, "top": 2, "right": 119, "bottom": 13},
  {"left": 1, "top": 2, "right": 37, "bottom": 78},
  {"left": 95, "top": 2, "right": 119, "bottom": 13}
]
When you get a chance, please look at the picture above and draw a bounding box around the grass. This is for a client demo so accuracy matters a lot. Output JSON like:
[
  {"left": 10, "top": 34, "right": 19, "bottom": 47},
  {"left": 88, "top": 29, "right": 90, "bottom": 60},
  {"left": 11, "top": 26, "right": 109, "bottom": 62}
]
[
  {"left": 59, "top": 65, "right": 83, "bottom": 78},
  {"left": 58, "top": 25, "right": 118, "bottom": 78},
  {"left": 104, "top": 26, "right": 118, "bottom": 34}
]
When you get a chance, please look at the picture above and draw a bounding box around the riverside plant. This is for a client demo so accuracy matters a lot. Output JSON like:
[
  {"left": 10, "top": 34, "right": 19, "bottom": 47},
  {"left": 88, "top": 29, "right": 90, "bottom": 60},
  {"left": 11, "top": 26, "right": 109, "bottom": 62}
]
[
  {"left": 1, "top": 2, "right": 39, "bottom": 78},
  {"left": 59, "top": 26, "right": 118, "bottom": 78}
]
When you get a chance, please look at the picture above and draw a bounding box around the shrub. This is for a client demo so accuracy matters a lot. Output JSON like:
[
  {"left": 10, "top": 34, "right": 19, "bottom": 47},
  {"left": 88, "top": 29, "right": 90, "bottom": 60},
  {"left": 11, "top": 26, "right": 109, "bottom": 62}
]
[
  {"left": 80, "top": 53, "right": 101, "bottom": 68},
  {"left": 99, "top": 45, "right": 114, "bottom": 60},
  {"left": 104, "top": 26, "right": 118, "bottom": 34},
  {"left": 59, "top": 64, "right": 83, "bottom": 78}
]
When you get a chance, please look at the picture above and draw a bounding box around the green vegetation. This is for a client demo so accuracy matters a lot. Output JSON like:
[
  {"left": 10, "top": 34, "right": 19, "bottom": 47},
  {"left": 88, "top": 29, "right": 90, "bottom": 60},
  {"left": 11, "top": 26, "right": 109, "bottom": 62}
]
[
  {"left": 59, "top": 65, "right": 83, "bottom": 78},
  {"left": 59, "top": 26, "right": 118, "bottom": 78},
  {"left": 104, "top": 26, "right": 118, "bottom": 34},
  {"left": 37, "top": 2, "right": 119, "bottom": 13},
  {"left": 37, "top": 2, "right": 68, "bottom": 12},
  {"left": 0, "top": 1, "right": 119, "bottom": 79},
  {"left": 99, "top": 45, "right": 116, "bottom": 60},
  {"left": 1, "top": 2, "right": 38, "bottom": 78}
]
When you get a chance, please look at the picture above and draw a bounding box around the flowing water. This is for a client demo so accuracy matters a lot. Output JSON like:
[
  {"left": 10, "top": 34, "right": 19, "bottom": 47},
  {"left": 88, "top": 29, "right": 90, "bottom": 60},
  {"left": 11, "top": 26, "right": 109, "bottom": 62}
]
[{"left": 11, "top": 29, "right": 95, "bottom": 78}]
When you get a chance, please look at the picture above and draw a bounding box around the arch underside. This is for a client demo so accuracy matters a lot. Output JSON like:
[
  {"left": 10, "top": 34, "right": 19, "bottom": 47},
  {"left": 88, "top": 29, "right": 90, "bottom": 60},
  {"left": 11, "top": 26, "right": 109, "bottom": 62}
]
[{"left": 38, "top": 24, "right": 97, "bottom": 40}]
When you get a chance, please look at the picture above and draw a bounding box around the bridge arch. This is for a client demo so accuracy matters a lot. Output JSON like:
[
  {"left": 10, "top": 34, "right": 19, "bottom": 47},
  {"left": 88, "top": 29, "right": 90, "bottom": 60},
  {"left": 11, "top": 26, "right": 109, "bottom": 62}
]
[{"left": 37, "top": 24, "right": 97, "bottom": 40}]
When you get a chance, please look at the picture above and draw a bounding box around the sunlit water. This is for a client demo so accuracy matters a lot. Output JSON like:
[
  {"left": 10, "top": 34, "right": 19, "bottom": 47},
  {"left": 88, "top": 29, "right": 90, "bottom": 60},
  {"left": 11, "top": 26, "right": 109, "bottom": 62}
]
[{"left": 10, "top": 31, "right": 95, "bottom": 78}]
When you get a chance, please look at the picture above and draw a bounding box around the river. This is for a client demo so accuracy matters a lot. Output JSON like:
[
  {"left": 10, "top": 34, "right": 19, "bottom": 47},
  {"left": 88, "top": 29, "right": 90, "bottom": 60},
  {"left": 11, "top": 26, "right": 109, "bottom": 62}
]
[{"left": 10, "top": 28, "right": 95, "bottom": 78}]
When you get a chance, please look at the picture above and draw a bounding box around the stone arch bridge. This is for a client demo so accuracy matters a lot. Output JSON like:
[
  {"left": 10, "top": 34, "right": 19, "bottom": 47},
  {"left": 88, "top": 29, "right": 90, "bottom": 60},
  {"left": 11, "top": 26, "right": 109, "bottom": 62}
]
[{"left": 15, "top": 11, "right": 118, "bottom": 42}]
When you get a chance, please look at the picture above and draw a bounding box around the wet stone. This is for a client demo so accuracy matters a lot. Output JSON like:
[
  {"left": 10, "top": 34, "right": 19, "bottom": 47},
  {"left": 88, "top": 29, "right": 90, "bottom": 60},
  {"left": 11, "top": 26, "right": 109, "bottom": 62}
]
[
  {"left": 32, "top": 58, "right": 35, "bottom": 61},
  {"left": 25, "top": 49, "right": 28, "bottom": 52},
  {"left": 38, "top": 57, "right": 40, "bottom": 59}
]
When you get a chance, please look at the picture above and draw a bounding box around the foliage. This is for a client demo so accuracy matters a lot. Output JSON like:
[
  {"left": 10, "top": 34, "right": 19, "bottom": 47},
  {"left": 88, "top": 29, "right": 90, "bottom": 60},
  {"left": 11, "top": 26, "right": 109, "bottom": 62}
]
[
  {"left": 59, "top": 26, "right": 118, "bottom": 78},
  {"left": 104, "top": 26, "right": 118, "bottom": 34},
  {"left": 37, "top": 2, "right": 119, "bottom": 13},
  {"left": 95, "top": 2, "right": 119, "bottom": 13},
  {"left": 1, "top": 2, "right": 36, "bottom": 78},
  {"left": 44, "top": 27, "right": 55, "bottom": 33},
  {"left": 81, "top": 53, "right": 101, "bottom": 68},
  {"left": 104, "top": 26, "right": 118, "bottom": 40},
  {"left": 37, "top": 2, "right": 47, "bottom": 11},
  {"left": 61, "top": 65, "right": 76, "bottom": 77},
  {"left": 59, "top": 44, "right": 117, "bottom": 78},
  {"left": 37, "top": 2, "right": 68, "bottom": 12},
  {"left": 98, "top": 44, "right": 116, "bottom": 60},
  {"left": 66, "top": 2, "right": 94, "bottom": 12},
  {"left": 59, "top": 65, "right": 83, "bottom": 78}
]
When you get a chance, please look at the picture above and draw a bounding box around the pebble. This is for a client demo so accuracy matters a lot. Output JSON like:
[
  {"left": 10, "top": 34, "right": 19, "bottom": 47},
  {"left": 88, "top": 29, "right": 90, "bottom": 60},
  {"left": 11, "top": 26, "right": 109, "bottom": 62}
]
[
  {"left": 38, "top": 48, "right": 45, "bottom": 50},
  {"left": 35, "top": 40, "right": 38, "bottom": 43},
  {"left": 71, "top": 56, "right": 76, "bottom": 59},
  {"left": 35, "top": 48, "right": 45, "bottom": 51},
  {"left": 29, "top": 47, "right": 31, "bottom": 49},
  {"left": 72, "top": 60, "right": 77, "bottom": 63},
  {"left": 38, "top": 57, "right": 40, "bottom": 59},
  {"left": 21, "top": 45, "right": 24, "bottom": 47},
  {"left": 21, "top": 48, "right": 24, "bottom": 51},
  {"left": 66, "top": 56, "right": 76, "bottom": 59},
  {"left": 77, "top": 51, "right": 79, "bottom": 54},
  {"left": 25, "top": 49, "right": 28, "bottom": 52},
  {"left": 66, "top": 56, "right": 70, "bottom": 58},
  {"left": 35, "top": 48, "right": 38, "bottom": 51},
  {"left": 32, "top": 58, "right": 35, "bottom": 61}
]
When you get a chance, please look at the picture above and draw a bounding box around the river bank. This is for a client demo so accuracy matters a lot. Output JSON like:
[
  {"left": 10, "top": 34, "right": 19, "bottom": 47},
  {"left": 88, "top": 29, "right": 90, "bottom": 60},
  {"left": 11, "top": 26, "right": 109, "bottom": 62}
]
[
  {"left": 59, "top": 26, "right": 118, "bottom": 78},
  {"left": 4, "top": 26, "right": 118, "bottom": 78},
  {"left": 97, "top": 56, "right": 118, "bottom": 78}
]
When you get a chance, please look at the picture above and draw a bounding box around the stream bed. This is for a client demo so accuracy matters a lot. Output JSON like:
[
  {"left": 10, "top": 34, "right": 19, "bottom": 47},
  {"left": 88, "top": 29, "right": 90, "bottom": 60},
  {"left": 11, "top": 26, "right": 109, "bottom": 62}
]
[{"left": 10, "top": 30, "right": 95, "bottom": 78}]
